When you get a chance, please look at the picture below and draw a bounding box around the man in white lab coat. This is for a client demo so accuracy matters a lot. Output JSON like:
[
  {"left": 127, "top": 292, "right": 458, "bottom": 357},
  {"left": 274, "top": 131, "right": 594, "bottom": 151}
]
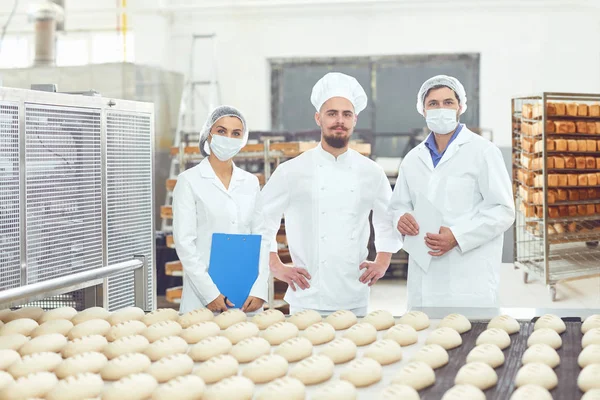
[
  {"left": 389, "top": 75, "right": 515, "bottom": 309},
  {"left": 261, "top": 72, "right": 402, "bottom": 316}
]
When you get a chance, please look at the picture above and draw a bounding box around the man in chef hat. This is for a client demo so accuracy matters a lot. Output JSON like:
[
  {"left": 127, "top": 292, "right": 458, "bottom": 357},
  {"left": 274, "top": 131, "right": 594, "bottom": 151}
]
[{"left": 261, "top": 72, "right": 401, "bottom": 316}]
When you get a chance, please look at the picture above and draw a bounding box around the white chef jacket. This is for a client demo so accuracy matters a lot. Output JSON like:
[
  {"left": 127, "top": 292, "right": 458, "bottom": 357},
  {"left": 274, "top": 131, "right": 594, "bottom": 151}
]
[
  {"left": 261, "top": 144, "right": 402, "bottom": 310},
  {"left": 172, "top": 158, "right": 270, "bottom": 314},
  {"left": 389, "top": 127, "right": 515, "bottom": 309}
]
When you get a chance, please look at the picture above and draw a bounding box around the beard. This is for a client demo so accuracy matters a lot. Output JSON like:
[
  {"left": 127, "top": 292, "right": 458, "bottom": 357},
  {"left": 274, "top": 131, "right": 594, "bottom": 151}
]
[{"left": 322, "top": 125, "right": 351, "bottom": 148}]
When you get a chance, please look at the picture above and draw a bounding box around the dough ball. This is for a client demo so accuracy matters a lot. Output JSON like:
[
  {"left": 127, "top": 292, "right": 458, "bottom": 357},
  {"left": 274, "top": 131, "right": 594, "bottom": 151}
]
[
  {"left": 151, "top": 375, "right": 206, "bottom": 400},
  {"left": 425, "top": 327, "right": 462, "bottom": 350},
  {"left": 579, "top": 344, "right": 600, "bottom": 368},
  {"left": 146, "top": 353, "right": 194, "bottom": 383},
  {"left": 39, "top": 307, "right": 77, "bottom": 324},
  {"left": 105, "top": 320, "right": 147, "bottom": 342},
  {"left": 487, "top": 315, "right": 520, "bottom": 334},
  {"left": 527, "top": 328, "right": 562, "bottom": 349},
  {"left": 31, "top": 319, "right": 73, "bottom": 338},
  {"left": 0, "top": 318, "right": 38, "bottom": 336},
  {"left": 312, "top": 380, "right": 357, "bottom": 400},
  {"left": 411, "top": 344, "right": 449, "bottom": 369},
  {"left": 362, "top": 310, "right": 395, "bottom": 331},
  {"left": 288, "top": 310, "right": 322, "bottom": 330},
  {"left": 54, "top": 351, "right": 107, "bottom": 378},
  {"left": 103, "top": 334, "right": 148, "bottom": 360},
  {"left": 261, "top": 321, "right": 298, "bottom": 345},
  {"left": 62, "top": 334, "right": 108, "bottom": 358},
  {"left": 454, "top": 362, "right": 498, "bottom": 390},
  {"left": 100, "top": 352, "right": 151, "bottom": 381},
  {"left": 379, "top": 384, "right": 420, "bottom": 400},
  {"left": 363, "top": 339, "right": 403, "bottom": 366},
  {"left": 189, "top": 336, "right": 232, "bottom": 362},
  {"left": 10, "top": 307, "right": 45, "bottom": 323},
  {"left": 242, "top": 354, "right": 289, "bottom": 384},
  {"left": 177, "top": 308, "right": 213, "bottom": 329},
  {"left": 0, "top": 371, "right": 57, "bottom": 399},
  {"left": 509, "top": 384, "right": 553, "bottom": 400},
  {"left": 274, "top": 337, "right": 313, "bottom": 363},
  {"left": 466, "top": 344, "right": 505, "bottom": 368},
  {"left": 340, "top": 357, "right": 382, "bottom": 388},
  {"left": 476, "top": 328, "right": 511, "bottom": 349},
  {"left": 439, "top": 313, "right": 471, "bottom": 333},
  {"left": 67, "top": 319, "right": 110, "bottom": 340},
  {"left": 522, "top": 344, "right": 560, "bottom": 368},
  {"left": 579, "top": 364, "right": 600, "bottom": 392},
  {"left": 319, "top": 338, "right": 357, "bottom": 364},
  {"left": 19, "top": 333, "right": 67, "bottom": 356},
  {"left": 141, "top": 320, "right": 182, "bottom": 343},
  {"left": 203, "top": 376, "right": 254, "bottom": 400},
  {"left": 325, "top": 310, "right": 357, "bottom": 330},
  {"left": 533, "top": 314, "right": 566, "bottom": 334},
  {"left": 179, "top": 321, "right": 220, "bottom": 344},
  {"left": 251, "top": 309, "right": 285, "bottom": 330},
  {"left": 213, "top": 309, "right": 247, "bottom": 330},
  {"left": 141, "top": 308, "right": 179, "bottom": 326},
  {"left": 343, "top": 323, "right": 377, "bottom": 346},
  {"left": 70, "top": 307, "right": 110, "bottom": 325},
  {"left": 442, "top": 384, "right": 486, "bottom": 400},
  {"left": 193, "top": 354, "right": 239, "bottom": 384},
  {"left": 46, "top": 372, "right": 103, "bottom": 400},
  {"left": 0, "top": 334, "right": 28, "bottom": 351},
  {"left": 398, "top": 311, "right": 430, "bottom": 331},
  {"left": 9, "top": 351, "right": 62, "bottom": 379},
  {"left": 229, "top": 336, "right": 270, "bottom": 363},
  {"left": 384, "top": 323, "right": 418, "bottom": 346},
  {"left": 582, "top": 315, "right": 600, "bottom": 334},
  {"left": 583, "top": 328, "right": 600, "bottom": 348},
  {"left": 107, "top": 306, "right": 145, "bottom": 326},
  {"left": 515, "top": 363, "right": 558, "bottom": 390},
  {"left": 222, "top": 321, "right": 259, "bottom": 345},
  {"left": 301, "top": 322, "right": 335, "bottom": 345},
  {"left": 255, "top": 377, "right": 305, "bottom": 400},
  {"left": 102, "top": 373, "right": 157, "bottom": 400},
  {"left": 392, "top": 361, "right": 435, "bottom": 390},
  {"left": 582, "top": 389, "right": 600, "bottom": 400},
  {"left": 0, "top": 349, "right": 20, "bottom": 370},
  {"left": 289, "top": 355, "right": 334, "bottom": 385},
  {"left": 144, "top": 335, "right": 189, "bottom": 361}
]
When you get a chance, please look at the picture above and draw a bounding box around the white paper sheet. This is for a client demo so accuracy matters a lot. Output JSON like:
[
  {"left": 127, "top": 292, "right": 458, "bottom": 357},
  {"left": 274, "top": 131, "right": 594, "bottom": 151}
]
[{"left": 401, "top": 192, "right": 443, "bottom": 273}]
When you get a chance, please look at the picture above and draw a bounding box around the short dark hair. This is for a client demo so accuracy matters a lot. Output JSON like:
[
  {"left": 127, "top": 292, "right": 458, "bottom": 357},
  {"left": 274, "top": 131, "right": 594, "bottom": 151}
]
[{"left": 424, "top": 85, "right": 460, "bottom": 104}]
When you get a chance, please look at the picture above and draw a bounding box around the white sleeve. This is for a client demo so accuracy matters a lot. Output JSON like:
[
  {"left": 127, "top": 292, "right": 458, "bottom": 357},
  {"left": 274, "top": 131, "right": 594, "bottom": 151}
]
[
  {"left": 249, "top": 185, "right": 270, "bottom": 302},
  {"left": 372, "top": 169, "right": 403, "bottom": 253},
  {"left": 260, "top": 166, "right": 291, "bottom": 253},
  {"left": 172, "top": 175, "right": 220, "bottom": 305},
  {"left": 388, "top": 162, "right": 414, "bottom": 239}
]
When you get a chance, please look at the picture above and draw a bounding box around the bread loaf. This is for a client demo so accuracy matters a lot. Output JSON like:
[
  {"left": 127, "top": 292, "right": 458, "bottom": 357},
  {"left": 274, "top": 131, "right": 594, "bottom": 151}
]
[
  {"left": 579, "top": 175, "right": 589, "bottom": 186},
  {"left": 555, "top": 103, "right": 566, "bottom": 116},
  {"left": 579, "top": 189, "right": 588, "bottom": 200},
  {"left": 554, "top": 224, "right": 565, "bottom": 233},
  {"left": 522, "top": 104, "right": 533, "bottom": 119},
  {"left": 578, "top": 205, "right": 587, "bottom": 216},
  {"left": 587, "top": 157, "right": 596, "bottom": 169},
  {"left": 590, "top": 104, "right": 600, "bottom": 117},
  {"left": 548, "top": 207, "right": 559, "bottom": 218},
  {"left": 577, "top": 121, "right": 588, "bottom": 134},
  {"left": 568, "top": 140, "right": 578, "bottom": 151},
  {"left": 569, "top": 205, "right": 578, "bottom": 216},
  {"left": 534, "top": 139, "right": 555, "bottom": 153},
  {"left": 588, "top": 140, "right": 597, "bottom": 152},
  {"left": 520, "top": 186, "right": 534, "bottom": 203},
  {"left": 555, "top": 139, "right": 567, "bottom": 151},
  {"left": 577, "top": 157, "right": 586, "bottom": 169},
  {"left": 557, "top": 189, "right": 567, "bottom": 201},
  {"left": 523, "top": 137, "right": 534, "bottom": 153},
  {"left": 558, "top": 174, "right": 568, "bottom": 186},
  {"left": 518, "top": 170, "right": 535, "bottom": 186},
  {"left": 589, "top": 173, "right": 598, "bottom": 186},
  {"left": 578, "top": 140, "right": 588, "bottom": 151},
  {"left": 547, "top": 103, "right": 557, "bottom": 116},
  {"left": 587, "top": 123, "right": 597, "bottom": 135},
  {"left": 547, "top": 190, "right": 557, "bottom": 204},
  {"left": 569, "top": 190, "right": 580, "bottom": 201},
  {"left": 548, "top": 225, "right": 557, "bottom": 235},
  {"left": 567, "top": 103, "right": 578, "bottom": 116},
  {"left": 553, "top": 157, "right": 565, "bottom": 169},
  {"left": 521, "top": 154, "right": 533, "bottom": 169},
  {"left": 587, "top": 188, "right": 597, "bottom": 199},
  {"left": 578, "top": 104, "right": 589, "bottom": 116},
  {"left": 558, "top": 206, "right": 568, "bottom": 217},
  {"left": 546, "top": 121, "right": 556, "bottom": 133},
  {"left": 568, "top": 222, "right": 577, "bottom": 232},
  {"left": 587, "top": 204, "right": 596, "bottom": 215},
  {"left": 565, "top": 156, "right": 576, "bottom": 169},
  {"left": 568, "top": 174, "right": 578, "bottom": 186},
  {"left": 520, "top": 203, "right": 535, "bottom": 218},
  {"left": 547, "top": 174, "right": 558, "bottom": 187},
  {"left": 596, "top": 158, "right": 600, "bottom": 169},
  {"left": 532, "top": 104, "right": 543, "bottom": 119}
]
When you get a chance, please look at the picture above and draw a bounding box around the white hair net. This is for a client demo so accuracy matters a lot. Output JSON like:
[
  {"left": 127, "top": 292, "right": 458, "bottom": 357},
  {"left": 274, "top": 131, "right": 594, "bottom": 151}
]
[
  {"left": 416, "top": 75, "right": 468, "bottom": 116},
  {"left": 199, "top": 105, "right": 249, "bottom": 155}
]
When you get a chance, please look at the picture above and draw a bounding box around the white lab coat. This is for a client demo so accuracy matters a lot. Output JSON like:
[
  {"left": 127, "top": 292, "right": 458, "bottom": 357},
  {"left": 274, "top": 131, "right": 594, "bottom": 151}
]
[
  {"left": 261, "top": 144, "right": 402, "bottom": 311},
  {"left": 389, "top": 127, "right": 515, "bottom": 309},
  {"left": 172, "top": 158, "right": 270, "bottom": 314}
]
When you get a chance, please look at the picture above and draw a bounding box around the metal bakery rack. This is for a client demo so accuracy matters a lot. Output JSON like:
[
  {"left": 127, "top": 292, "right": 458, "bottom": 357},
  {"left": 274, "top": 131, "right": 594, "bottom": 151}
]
[
  {"left": 512, "top": 92, "right": 600, "bottom": 301},
  {"left": 0, "top": 87, "right": 155, "bottom": 311}
]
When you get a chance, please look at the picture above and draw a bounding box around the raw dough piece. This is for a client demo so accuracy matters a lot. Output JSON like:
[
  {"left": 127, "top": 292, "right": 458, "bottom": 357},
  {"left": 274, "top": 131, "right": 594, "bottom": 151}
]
[
  {"left": 274, "top": 337, "right": 313, "bottom": 362},
  {"left": 146, "top": 353, "right": 194, "bottom": 383},
  {"left": 320, "top": 338, "right": 357, "bottom": 364},
  {"left": 151, "top": 375, "right": 206, "bottom": 400},
  {"left": 213, "top": 309, "right": 247, "bottom": 330},
  {"left": 579, "top": 364, "right": 600, "bottom": 392},
  {"left": 9, "top": 351, "right": 62, "bottom": 378},
  {"left": 0, "top": 334, "right": 28, "bottom": 351},
  {"left": 261, "top": 321, "right": 298, "bottom": 345},
  {"left": 398, "top": 311, "right": 430, "bottom": 331},
  {"left": 193, "top": 354, "right": 239, "bottom": 384},
  {"left": 439, "top": 314, "right": 471, "bottom": 333},
  {"left": 203, "top": 376, "right": 254, "bottom": 400},
  {"left": 189, "top": 336, "right": 232, "bottom": 362},
  {"left": 515, "top": 363, "right": 558, "bottom": 390},
  {"left": 102, "top": 373, "right": 158, "bottom": 400},
  {"left": 0, "top": 371, "right": 12, "bottom": 391},
  {"left": 384, "top": 323, "right": 418, "bottom": 346},
  {"left": 0, "top": 350, "right": 20, "bottom": 370},
  {"left": 0, "top": 318, "right": 38, "bottom": 336},
  {"left": 0, "top": 371, "right": 57, "bottom": 400},
  {"left": 62, "top": 335, "right": 108, "bottom": 358},
  {"left": 100, "top": 352, "right": 151, "bottom": 381},
  {"left": 223, "top": 321, "right": 259, "bottom": 344},
  {"left": 509, "top": 384, "right": 553, "bottom": 400},
  {"left": 301, "top": 322, "right": 336, "bottom": 345},
  {"left": 379, "top": 384, "right": 420, "bottom": 400},
  {"left": 179, "top": 321, "right": 220, "bottom": 344},
  {"left": 583, "top": 315, "right": 600, "bottom": 334},
  {"left": 288, "top": 309, "right": 322, "bottom": 330},
  {"left": 363, "top": 339, "right": 403, "bottom": 365},
  {"left": 412, "top": 344, "right": 449, "bottom": 369},
  {"left": 312, "top": 380, "right": 357, "bottom": 400},
  {"left": 442, "top": 384, "right": 486, "bottom": 400},
  {"left": 70, "top": 307, "right": 110, "bottom": 325},
  {"left": 177, "top": 308, "right": 213, "bottom": 329},
  {"left": 466, "top": 344, "right": 505, "bottom": 368},
  {"left": 583, "top": 389, "right": 600, "bottom": 400},
  {"left": 103, "top": 334, "right": 149, "bottom": 359},
  {"left": 425, "top": 327, "right": 462, "bottom": 350},
  {"left": 522, "top": 344, "right": 560, "bottom": 368},
  {"left": 476, "top": 328, "right": 511, "bottom": 349},
  {"left": 252, "top": 309, "right": 285, "bottom": 330},
  {"left": 31, "top": 319, "right": 73, "bottom": 338},
  {"left": 340, "top": 357, "right": 383, "bottom": 387},
  {"left": 10, "top": 307, "right": 44, "bottom": 323},
  {"left": 343, "top": 323, "right": 377, "bottom": 346},
  {"left": 46, "top": 372, "right": 103, "bottom": 400},
  {"left": 289, "top": 355, "right": 335, "bottom": 385},
  {"left": 144, "top": 335, "right": 188, "bottom": 361},
  {"left": 68, "top": 319, "right": 111, "bottom": 340},
  {"left": 392, "top": 361, "right": 435, "bottom": 390},
  {"left": 325, "top": 310, "right": 357, "bottom": 330},
  {"left": 454, "top": 362, "right": 498, "bottom": 390},
  {"left": 534, "top": 314, "right": 566, "bottom": 334},
  {"left": 106, "top": 320, "right": 146, "bottom": 342},
  {"left": 583, "top": 328, "right": 600, "bottom": 348},
  {"left": 242, "top": 354, "right": 289, "bottom": 383},
  {"left": 141, "top": 308, "right": 179, "bottom": 326},
  {"left": 55, "top": 351, "right": 107, "bottom": 378},
  {"left": 362, "top": 310, "right": 395, "bottom": 331},
  {"left": 579, "top": 344, "right": 600, "bottom": 368},
  {"left": 142, "top": 320, "right": 182, "bottom": 343},
  {"left": 527, "top": 328, "right": 562, "bottom": 349},
  {"left": 107, "top": 306, "right": 145, "bottom": 326},
  {"left": 255, "top": 377, "right": 306, "bottom": 400},
  {"left": 19, "top": 333, "right": 67, "bottom": 356},
  {"left": 487, "top": 315, "right": 520, "bottom": 334},
  {"left": 0, "top": 310, "right": 11, "bottom": 323},
  {"left": 229, "top": 336, "right": 270, "bottom": 363},
  {"left": 39, "top": 307, "right": 78, "bottom": 324}
]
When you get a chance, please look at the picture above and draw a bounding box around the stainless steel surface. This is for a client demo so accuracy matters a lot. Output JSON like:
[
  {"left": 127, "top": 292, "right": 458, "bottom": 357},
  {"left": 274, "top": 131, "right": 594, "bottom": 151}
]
[
  {"left": 0, "top": 259, "right": 144, "bottom": 309},
  {"left": 410, "top": 307, "right": 599, "bottom": 320}
]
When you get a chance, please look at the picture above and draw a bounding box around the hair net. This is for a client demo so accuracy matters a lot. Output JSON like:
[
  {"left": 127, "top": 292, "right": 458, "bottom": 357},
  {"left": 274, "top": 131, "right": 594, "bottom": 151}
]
[
  {"left": 311, "top": 72, "right": 368, "bottom": 115},
  {"left": 416, "top": 75, "right": 468, "bottom": 116},
  {"left": 199, "top": 105, "right": 249, "bottom": 155}
]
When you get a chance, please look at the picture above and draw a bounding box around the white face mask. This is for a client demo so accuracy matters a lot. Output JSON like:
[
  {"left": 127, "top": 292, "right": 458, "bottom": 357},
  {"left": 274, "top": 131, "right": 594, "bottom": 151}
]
[
  {"left": 425, "top": 108, "right": 459, "bottom": 135},
  {"left": 209, "top": 134, "right": 244, "bottom": 161}
]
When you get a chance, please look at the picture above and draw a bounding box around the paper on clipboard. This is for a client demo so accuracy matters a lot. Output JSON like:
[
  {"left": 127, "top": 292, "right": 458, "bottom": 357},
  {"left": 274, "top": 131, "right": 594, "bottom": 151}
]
[{"left": 401, "top": 192, "right": 443, "bottom": 273}]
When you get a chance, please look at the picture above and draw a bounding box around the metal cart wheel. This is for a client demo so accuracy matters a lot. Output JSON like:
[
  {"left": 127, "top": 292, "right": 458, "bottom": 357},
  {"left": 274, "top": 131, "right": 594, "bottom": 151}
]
[
  {"left": 523, "top": 272, "right": 529, "bottom": 284},
  {"left": 549, "top": 285, "right": 557, "bottom": 302}
]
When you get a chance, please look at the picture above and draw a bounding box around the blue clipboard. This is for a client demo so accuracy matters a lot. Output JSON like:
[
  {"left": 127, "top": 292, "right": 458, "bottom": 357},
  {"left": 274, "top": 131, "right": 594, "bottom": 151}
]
[{"left": 208, "top": 233, "right": 261, "bottom": 309}]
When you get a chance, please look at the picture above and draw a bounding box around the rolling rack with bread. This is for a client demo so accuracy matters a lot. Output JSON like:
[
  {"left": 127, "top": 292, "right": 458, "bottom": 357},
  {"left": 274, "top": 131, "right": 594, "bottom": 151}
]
[{"left": 512, "top": 93, "right": 600, "bottom": 302}]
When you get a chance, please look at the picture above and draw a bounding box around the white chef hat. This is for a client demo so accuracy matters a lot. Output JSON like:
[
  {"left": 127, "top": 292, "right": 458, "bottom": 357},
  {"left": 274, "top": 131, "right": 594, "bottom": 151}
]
[
  {"left": 310, "top": 72, "right": 368, "bottom": 115},
  {"left": 416, "top": 75, "right": 468, "bottom": 116}
]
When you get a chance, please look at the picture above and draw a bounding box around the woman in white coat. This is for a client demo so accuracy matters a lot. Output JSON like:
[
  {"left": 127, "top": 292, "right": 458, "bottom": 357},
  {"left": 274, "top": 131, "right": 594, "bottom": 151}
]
[
  {"left": 389, "top": 75, "right": 515, "bottom": 309},
  {"left": 172, "top": 105, "right": 269, "bottom": 314}
]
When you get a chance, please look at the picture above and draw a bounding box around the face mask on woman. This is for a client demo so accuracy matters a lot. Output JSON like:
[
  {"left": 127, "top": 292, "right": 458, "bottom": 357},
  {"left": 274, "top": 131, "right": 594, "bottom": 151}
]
[{"left": 209, "top": 133, "right": 244, "bottom": 161}]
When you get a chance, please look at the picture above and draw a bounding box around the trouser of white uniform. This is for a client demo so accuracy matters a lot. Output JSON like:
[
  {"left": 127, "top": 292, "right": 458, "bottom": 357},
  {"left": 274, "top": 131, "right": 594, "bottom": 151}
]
[{"left": 289, "top": 305, "right": 368, "bottom": 317}]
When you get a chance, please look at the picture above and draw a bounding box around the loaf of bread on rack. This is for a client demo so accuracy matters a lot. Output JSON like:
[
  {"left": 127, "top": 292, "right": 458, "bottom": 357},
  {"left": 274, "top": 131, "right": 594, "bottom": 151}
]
[
  {"left": 577, "top": 122, "right": 588, "bottom": 134},
  {"left": 520, "top": 202, "right": 534, "bottom": 217},
  {"left": 565, "top": 156, "right": 576, "bottom": 169},
  {"left": 533, "top": 190, "right": 557, "bottom": 205},
  {"left": 576, "top": 157, "right": 586, "bottom": 169},
  {"left": 519, "top": 186, "right": 534, "bottom": 202},
  {"left": 557, "top": 189, "right": 568, "bottom": 201},
  {"left": 578, "top": 174, "right": 589, "bottom": 186},
  {"left": 546, "top": 121, "right": 556, "bottom": 133},
  {"left": 586, "top": 157, "right": 596, "bottom": 169},
  {"left": 532, "top": 104, "right": 543, "bottom": 119},
  {"left": 548, "top": 207, "right": 559, "bottom": 218},
  {"left": 555, "top": 121, "right": 576, "bottom": 133},
  {"left": 558, "top": 205, "right": 568, "bottom": 217},
  {"left": 588, "top": 122, "right": 597, "bottom": 135},
  {"left": 587, "top": 204, "right": 596, "bottom": 215},
  {"left": 554, "top": 223, "right": 565, "bottom": 233},
  {"left": 578, "top": 140, "right": 588, "bottom": 151},
  {"left": 579, "top": 189, "right": 588, "bottom": 200},
  {"left": 587, "top": 188, "right": 597, "bottom": 199},
  {"left": 555, "top": 139, "right": 567, "bottom": 151},
  {"left": 590, "top": 103, "right": 600, "bottom": 117},
  {"left": 569, "top": 190, "right": 579, "bottom": 201},
  {"left": 558, "top": 174, "right": 568, "bottom": 186},
  {"left": 568, "top": 174, "right": 578, "bottom": 186},
  {"left": 522, "top": 137, "right": 534, "bottom": 152},
  {"left": 553, "top": 156, "right": 565, "bottom": 169},
  {"left": 588, "top": 173, "right": 598, "bottom": 186},
  {"left": 521, "top": 154, "right": 533, "bottom": 169},
  {"left": 555, "top": 103, "right": 567, "bottom": 116},
  {"left": 568, "top": 205, "right": 578, "bottom": 216},
  {"left": 568, "top": 222, "right": 577, "bottom": 232},
  {"left": 568, "top": 140, "right": 578, "bottom": 151},
  {"left": 547, "top": 103, "right": 557, "bottom": 116},
  {"left": 522, "top": 104, "right": 533, "bottom": 119},
  {"left": 518, "top": 169, "right": 535, "bottom": 186},
  {"left": 548, "top": 225, "right": 557, "bottom": 235},
  {"left": 588, "top": 140, "right": 597, "bottom": 152},
  {"left": 567, "top": 103, "right": 578, "bottom": 116},
  {"left": 578, "top": 205, "right": 587, "bottom": 216},
  {"left": 534, "top": 139, "right": 555, "bottom": 152},
  {"left": 578, "top": 104, "right": 589, "bottom": 116}
]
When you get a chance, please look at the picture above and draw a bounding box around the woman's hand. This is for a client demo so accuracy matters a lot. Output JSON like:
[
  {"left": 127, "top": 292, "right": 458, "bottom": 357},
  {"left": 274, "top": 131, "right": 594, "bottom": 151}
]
[
  {"left": 242, "top": 296, "right": 264, "bottom": 313},
  {"left": 206, "top": 294, "right": 234, "bottom": 312}
]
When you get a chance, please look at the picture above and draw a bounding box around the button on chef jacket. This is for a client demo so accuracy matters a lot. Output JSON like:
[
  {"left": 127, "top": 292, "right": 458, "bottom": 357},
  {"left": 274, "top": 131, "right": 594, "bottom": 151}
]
[
  {"left": 172, "top": 158, "right": 270, "bottom": 314},
  {"left": 261, "top": 144, "right": 402, "bottom": 311}
]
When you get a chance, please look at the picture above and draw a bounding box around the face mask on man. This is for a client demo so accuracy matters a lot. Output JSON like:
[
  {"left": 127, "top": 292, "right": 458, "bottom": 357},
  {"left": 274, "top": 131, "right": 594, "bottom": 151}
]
[
  {"left": 209, "top": 134, "right": 244, "bottom": 161},
  {"left": 425, "top": 108, "right": 459, "bottom": 135}
]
